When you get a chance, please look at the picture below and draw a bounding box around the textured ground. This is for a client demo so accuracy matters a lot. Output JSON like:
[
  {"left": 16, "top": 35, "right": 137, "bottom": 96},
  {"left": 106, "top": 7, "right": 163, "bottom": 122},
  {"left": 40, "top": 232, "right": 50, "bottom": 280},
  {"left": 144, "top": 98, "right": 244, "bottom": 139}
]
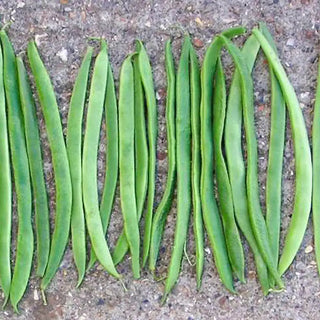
[{"left": 0, "top": 0, "right": 319, "bottom": 319}]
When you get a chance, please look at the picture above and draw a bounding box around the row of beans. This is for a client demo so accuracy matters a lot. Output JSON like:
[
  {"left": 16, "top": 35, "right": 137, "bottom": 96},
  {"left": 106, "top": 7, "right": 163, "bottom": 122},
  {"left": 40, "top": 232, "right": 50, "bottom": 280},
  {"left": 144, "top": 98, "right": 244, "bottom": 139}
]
[{"left": 0, "top": 23, "right": 318, "bottom": 313}]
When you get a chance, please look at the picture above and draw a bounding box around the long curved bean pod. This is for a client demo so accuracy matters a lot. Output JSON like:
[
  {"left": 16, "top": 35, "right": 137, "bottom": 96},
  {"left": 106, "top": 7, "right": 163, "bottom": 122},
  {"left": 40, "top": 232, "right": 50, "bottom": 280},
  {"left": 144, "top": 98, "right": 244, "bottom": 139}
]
[
  {"left": 162, "top": 36, "right": 191, "bottom": 302},
  {"left": 118, "top": 54, "right": 140, "bottom": 279},
  {"left": 313, "top": 61, "right": 320, "bottom": 274},
  {"left": 218, "top": 35, "right": 284, "bottom": 288},
  {"left": 224, "top": 34, "right": 269, "bottom": 295},
  {"left": 252, "top": 29, "right": 312, "bottom": 276},
  {"left": 200, "top": 28, "right": 246, "bottom": 294},
  {"left": 0, "top": 37, "right": 11, "bottom": 307},
  {"left": 27, "top": 41, "right": 73, "bottom": 291},
  {"left": 136, "top": 41, "right": 158, "bottom": 267},
  {"left": 259, "top": 23, "right": 286, "bottom": 270},
  {"left": 213, "top": 58, "right": 245, "bottom": 283},
  {"left": 17, "top": 55, "right": 50, "bottom": 279},
  {"left": 189, "top": 44, "right": 204, "bottom": 288},
  {"left": 112, "top": 54, "right": 148, "bottom": 265},
  {"left": 82, "top": 40, "right": 120, "bottom": 279},
  {"left": 1, "top": 31, "right": 33, "bottom": 313},
  {"left": 149, "top": 40, "right": 176, "bottom": 273},
  {"left": 87, "top": 64, "right": 119, "bottom": 270},
  {"left": 66, "top": 47, "right": 93, "bottom": 286}
]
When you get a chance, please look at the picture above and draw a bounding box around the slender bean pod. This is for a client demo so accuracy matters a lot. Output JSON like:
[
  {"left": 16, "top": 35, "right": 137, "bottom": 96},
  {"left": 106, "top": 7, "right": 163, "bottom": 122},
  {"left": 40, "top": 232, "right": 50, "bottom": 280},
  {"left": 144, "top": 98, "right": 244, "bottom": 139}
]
[
  {"left": 162, "top": 36, "right": 191, "bottom": 302},
  {"left": 224, "top": 34, "right": 269, "bottom": 295},
  {"left": 66, "top": 47, "right": 93, "bottom": 286},
  {"left": 82, "top": 40, "right": 120, "bottom": 279},
  {"left": 259, "top": 23, "right": 286, "bottom": 275},
  {"left": 189, "top": 44, "right": 204, "bottom": 288},
  {"left": 1, "top": 30, "right": 33, "bottom": 313},
  {"left": 118, "top": 54, "right": 140, "bottom": 278},
  {"left": 112, "top": 54, "right": 148, "bottom": 265},
  {"left": 17, "top": 55, "right": 50, "bottom": 279},
  {"left": 252, "top": 29, "right": 312, "bottom": 275},
  {"left": 149, "top": 40, "right": 176, "bottom": 272},
  {"left": 313, "top": 61, "right": 320, "bottom": 274},
  {"left": 27, "top": 41, "right": 73, "bottom": 290},
  {"left": 200, "top": 27, "right": 246, "bottom": 294},
  {"left": 136, "top": 41, "right": 158, "bottom": 267},
  {"left": 218, "top": 35, "right": 284, "bottom": 288},
  {"left": 87, "top": 64, "right": 119, "bottom": 270},
  {"left": 0, "top": 36, "right": 11, "bottom": 307},
  {"left": 213, "top": 58, "right": 245, "bottom": 283}
]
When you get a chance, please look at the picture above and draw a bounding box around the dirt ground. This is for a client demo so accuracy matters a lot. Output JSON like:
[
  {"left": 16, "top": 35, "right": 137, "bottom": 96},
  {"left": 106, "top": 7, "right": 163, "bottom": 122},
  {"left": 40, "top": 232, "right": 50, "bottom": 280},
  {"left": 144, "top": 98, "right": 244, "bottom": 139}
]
[{"left": 0, "top": 0, "right": 319, "bottom": 319}]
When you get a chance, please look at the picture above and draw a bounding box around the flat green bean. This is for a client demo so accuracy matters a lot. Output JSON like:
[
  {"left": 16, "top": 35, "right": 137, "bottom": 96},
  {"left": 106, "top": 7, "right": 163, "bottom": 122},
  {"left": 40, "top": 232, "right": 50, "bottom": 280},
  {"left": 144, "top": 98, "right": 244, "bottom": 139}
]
[
  {"left": 118, "top": 54, "right": 140, "bottom": 279},
  {"left": 252, "top": 29, "right": 312, "bottom": 276},
  {"left": 82, "top": 40, "right": 120, "bottom": 279},
  {"left": 0, "top": 35, "right": 11, "bottom": 307},
  {"left": 162, "top": 36, "right": 191, "bottom": 302},
  {"left": 224, "top": 34, "right": 269, "bottom": 295},
  {"left": 136, "top": 41, "right": 158, "bottom": 267},
  {"left": 149, "top": 40, "right": 176, "bottom": 273},
  {"left": 259, "top": 23, "right": 286, "bottom": 277},
  {"left": 66, "top": 47, "right": 93, "bottom": 286},
  {"left": 112, "top": 54, "right": 148, "bottom": 266},
  {"left": 27, "top": 41, "right": 73, "bottom": 291},
  {"left": 189, "top": 43, "right": 204, "bottom": 289},
  {"left": 218, "top": 35, "right": 284, "bottom": 288},
  {"left": 17, "top": 55, "right": 50, "bottom": 279},
  {"left": 1, "top": 30, "right": 33, "bottom": 313},
  {"left": 87, "top": 64, "right": 119, "bottom": 270},
  {"left": 213, "top": 57, "right": 245, "bottom": 283},
  {"left": 313, "top": 61, "right": 320, "bottom": 275}
]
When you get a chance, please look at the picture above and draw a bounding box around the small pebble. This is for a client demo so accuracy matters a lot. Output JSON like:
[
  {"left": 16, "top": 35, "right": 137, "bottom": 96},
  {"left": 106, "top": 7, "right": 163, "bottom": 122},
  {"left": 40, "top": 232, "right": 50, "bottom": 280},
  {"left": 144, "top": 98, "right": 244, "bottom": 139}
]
[
  {"left": 286, "top": 38, "right": 295, "bottom": 47},
  {"left": 195, "top": 17, "right": 204, "bottom": 27},
  {"left": 97, "top": 264, "right": 104, "bottom": 271},
  {"left": 57, "top": 48, "right": 68, "bottom": 62},
  {"left": 305, "top": 245, "right": 313, "bottom": 253},
  {"left": 35, "top": 34, "right": 48, "bottom": 46},
  {"left": 34, "top": 289, "right": 39, "bottom": 301},
  {"left": 17, "top": 1, "right": 25, "bottom": 8},
  {"left": 300, "top": 91, "right": 310, "bottom": 104},
  {"left": 193, "top": 38, "right": 204, "bottom": 48},
  {"left": 145, "top": 21, "right": 151, "bottom": 28},
  {"left": 96, "top": 298, "right": 105, "bottom": 306}
]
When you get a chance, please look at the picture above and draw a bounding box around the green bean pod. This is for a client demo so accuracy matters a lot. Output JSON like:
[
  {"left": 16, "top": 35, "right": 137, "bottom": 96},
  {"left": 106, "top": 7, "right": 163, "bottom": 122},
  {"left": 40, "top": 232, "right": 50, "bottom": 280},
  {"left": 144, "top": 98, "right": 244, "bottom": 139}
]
[
  {"left": 87, "top": 64, "right": 119, "bottom": 270},
  {"left": 252, "top": 29, "right": 312, "bottom": 276},
  {"left": 162, "top": 36, "right": 191, "bottom": 302},
  {"left": 224, "top": 34, "right": 269, "bottom": 295},
  {"left": 66, "top": 47, "right": 93, "bottom": 286},
  {"left": 112, "top": 54, "right": 148, "bottom": 265},
  {"left": 213, "top": 58, "right": 245, "bottom": 283},
  {"left": 313, "top": 61, "right": 320, "bottom": 275},
  {"left": 200, "top": 28, "right": 246, "bottom": 294},
  {"left": 149, "top": 40, "right": 176, "bottom": 273},
  {"left": 27, "top": 41, "right": 73, "bottom": 291},
  {"left": 82, "top": 40, "right": 120, "bottom": 279},
  {"left": 17, "top": 55, "right": 50, "bottom": 279},
  {"left": 1, "top": 30, "right": 33, "bottom": 313},
  {"left": 118, "top": 54, "right": 140, "bottom": 278},
  {"left": 0, "top": 37, "right": 11, "bottom": 307},
  {"left": 136, "top": 41, "right": 158, "bottom": 267},
  {"left": 189, "top": 44, "right": 204, "bottom": 288},
  {"left": 218, "top": 35, "right": 284, "bottom": 288},
  {"left": 259, "top": 23, "right": 286, "bottom": 271}
]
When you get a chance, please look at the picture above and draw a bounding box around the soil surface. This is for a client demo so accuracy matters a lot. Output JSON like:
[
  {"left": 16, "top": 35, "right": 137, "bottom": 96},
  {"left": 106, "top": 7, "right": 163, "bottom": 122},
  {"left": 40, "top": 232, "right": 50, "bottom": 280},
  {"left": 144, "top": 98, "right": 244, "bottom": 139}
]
[{"left": 0, "top": 0, "right": 319, "bottom": 319}]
